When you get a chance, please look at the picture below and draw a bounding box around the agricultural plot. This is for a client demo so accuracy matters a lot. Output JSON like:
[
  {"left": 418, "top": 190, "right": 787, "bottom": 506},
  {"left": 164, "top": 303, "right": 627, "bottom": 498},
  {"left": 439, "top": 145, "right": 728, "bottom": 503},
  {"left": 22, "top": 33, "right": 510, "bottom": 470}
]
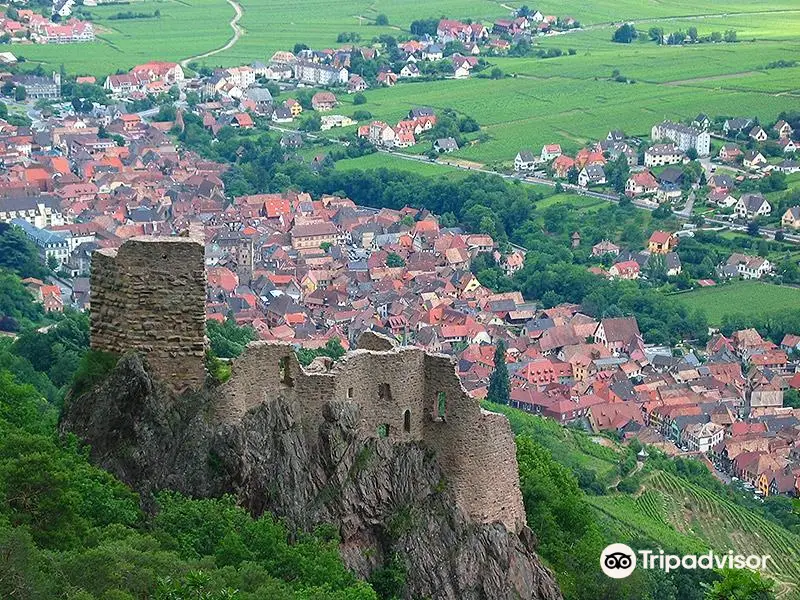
[
  {"left": 648, "top": 471, "right": 800, "bottom": 586},
  {"left": 18, "top": 0, "right": 233, "bottom": 76},
  {"left": 334, "top": 152, "right": 470, "bottom": 178},
  {"left": 590, "top": 470, "right": 800, "bottom": 589},
  {"left": 673, "top": 281, "right": 800, "bottom": 325}
]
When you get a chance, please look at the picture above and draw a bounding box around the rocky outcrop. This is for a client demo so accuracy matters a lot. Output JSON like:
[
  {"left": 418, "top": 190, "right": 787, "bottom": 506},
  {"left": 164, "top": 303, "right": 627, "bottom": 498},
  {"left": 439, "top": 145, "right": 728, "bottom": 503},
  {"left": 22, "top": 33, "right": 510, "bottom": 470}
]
[{"left": 61, "top": 353, "right": 561, "bottom": 600}]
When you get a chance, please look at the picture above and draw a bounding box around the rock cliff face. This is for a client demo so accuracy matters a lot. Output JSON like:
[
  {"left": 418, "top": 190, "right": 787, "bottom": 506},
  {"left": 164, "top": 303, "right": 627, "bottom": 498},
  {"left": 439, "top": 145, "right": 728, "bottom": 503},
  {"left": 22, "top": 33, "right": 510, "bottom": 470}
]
[{"left": 62, "top": 353, "right": 561, "bottom": 600}]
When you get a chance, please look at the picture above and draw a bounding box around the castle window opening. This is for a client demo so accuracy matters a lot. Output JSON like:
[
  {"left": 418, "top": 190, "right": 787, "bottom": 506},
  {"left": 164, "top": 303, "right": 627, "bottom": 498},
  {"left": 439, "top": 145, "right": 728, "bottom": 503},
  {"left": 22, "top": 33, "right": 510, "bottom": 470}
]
[
  {"left": 378, "top": 382, "right": 391, "bottom": 401},
  {"left": 403, "top": 409, "right": 411, "bottom": 432},
  {"left": 377, "top": 423, "right": 390, "bottom": 438},
  {"left": 347, "top": 387, "right": 354, "bottom": 399},
  {"left": 279, "top": 356, "right": 293, "bottom": 387},
  {"left": 435, "top": 392, "right": 446, "bottom": 421}
]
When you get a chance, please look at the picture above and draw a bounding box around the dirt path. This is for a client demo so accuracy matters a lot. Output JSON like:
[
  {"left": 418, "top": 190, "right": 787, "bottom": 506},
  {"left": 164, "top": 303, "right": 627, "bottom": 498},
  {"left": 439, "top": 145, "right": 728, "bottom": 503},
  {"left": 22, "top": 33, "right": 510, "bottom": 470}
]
[{"left": 180, "top": 0, "right": 243, "bottom": 68}]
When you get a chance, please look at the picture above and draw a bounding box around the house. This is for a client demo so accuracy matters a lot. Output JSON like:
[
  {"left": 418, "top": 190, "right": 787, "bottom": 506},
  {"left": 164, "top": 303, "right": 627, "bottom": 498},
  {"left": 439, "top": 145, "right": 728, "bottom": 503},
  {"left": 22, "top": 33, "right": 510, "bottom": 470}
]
[
  {"left": 651, "top": 120, "right": 710, "bottom": 156},
  {"left": 231, "top": 113, "right": 254, "bottom": 129},
  {"left": 743, "top": 150, "right": 767, "bottom": 169},
  {"left": 422, "top": 45, "right": 443, "bottom": 60},
  {"left": 776, "top": 160, "right": 800, "bottom": 174},
  {"left": 347, "top": 75, "right": 368, "bottom": 93},
  {"left": 693, "top": 114, "right": 711, "bottom": 130},
  {"left": 684, "top": 422, "right": 725, "bottom": 452},
  {"left": 578, "top": 165, "right": 606, "bottom": 187},
  {"left": 722, "top": 253, "right": 773, "bottom": 279},
  {"left": 723, "top": 118, "right": 753, "bottom": 136},
  {"left": 709, "top": 173, "right": 735, "bottom": 192},
  {"left": 400, "top": 63, "right": 420, "bottom": 78},
  {"left": 290, "top": 221, "right": 341, "bottom": 249},
  {"left": 514, "top": 150, "right": 537, "bottom": 172},
  {"left": 271, "top": 107, "right": 293, "bottom": 123},
  {"left": 311, "top": 91, "right": 337, "bottom": 111},
  {"left": 625, "top": 171, "right": 658, "bottom": 197},
  {"left": 131, "top": 61, "right": 184, "bottom": 85},
  {"left": 778, "top": 138, "right": 797, "bottom": 153},
  {"left": 774, "top": 120, "right": 794, "bottom": 139},
  {"left": 540, "top": 144, "right": 562, "bottom": 162},
  {"left": 368, "top": 121, "right": 396, "bottom": 147},
  {"left": 553, "top": 155, "right": 575, "bottom": 178},
  {"left": 593, "top": 317, "right": 641, "bottom": 353},
  {"left": 592, "top": 240, "right": 620, "bottom": 257},
  {"left": 434, "top": 137, "right": 459, "bottom": 153},
  {"left": 719, "top": 143, "right": 743, "bottom": 163},
  {"left": 376, "top": 71, "right": 398, "bottom": 87},
  {"left": 665, "top": 252, "right": 682, "bottom": 276},
  {"left": 453, "top": 64, "right": 471, "bottom": 79},
  {"left": 734, "top": 193, "right": 771, "bottom": 219},
  {"left": 781, "top": 207, "right": 800, "bottom": 229},
  {"left": 609, "top": 260, "right": 640, "bottom": 280},
  {"left": 280, "top": 132, "right": 303, "bottom": 149},
  {"left": 645, "top": 143, "right": 683, "bottom": 167},
  {"left": 648, "top": 230, "right": 676, "bottom": 254},
  {"left": 749, "top": 126, "right": 768, "bottom": 142},
  {"left": 707, "top": 189, "right": 736, "bottom": 207},
  {"left": 284, "top": 98, "right": 303, "bottom": 117}
]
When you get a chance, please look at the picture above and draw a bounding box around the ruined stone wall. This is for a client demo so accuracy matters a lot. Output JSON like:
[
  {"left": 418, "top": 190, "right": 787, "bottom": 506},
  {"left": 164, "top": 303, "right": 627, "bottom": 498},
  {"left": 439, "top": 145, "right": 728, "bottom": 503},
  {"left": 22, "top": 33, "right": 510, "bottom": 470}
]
[
  {"left": 216, "top": 335, "right": 526, "bottom": 532},
  {"left": 90, "top": 237, "right": 206, "bottom": 392}
]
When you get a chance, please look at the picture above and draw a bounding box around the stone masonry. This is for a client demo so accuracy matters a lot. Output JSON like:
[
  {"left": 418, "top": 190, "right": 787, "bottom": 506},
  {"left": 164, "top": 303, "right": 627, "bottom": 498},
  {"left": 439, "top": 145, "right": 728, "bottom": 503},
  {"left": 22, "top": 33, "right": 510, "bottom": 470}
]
[
  {"left": 90, "top": 236, "right": 207, "bottom": 392},
  {"left": 216, "top": 331, "right": 526, "bottom": 532},
  {"left": 89, "top": 237, "right": 525, "bottom": 532}
]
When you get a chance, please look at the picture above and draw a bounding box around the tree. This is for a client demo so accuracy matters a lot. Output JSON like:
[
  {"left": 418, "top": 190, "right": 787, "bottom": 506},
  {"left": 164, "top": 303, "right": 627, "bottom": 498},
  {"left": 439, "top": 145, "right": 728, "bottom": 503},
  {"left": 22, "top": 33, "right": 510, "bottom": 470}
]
[
  {"left": 487, "top": 340, "right": 509, "bottom": 405},
  {"left": 605, "top": 154, "right": 630, "bottom": 194},
  {"left": 567, "top": 166, "right": 579, "bottom": 185},
  {"left": 374, "top": 13, "right": 388, "bottom": 26},
  {"left": 0, "top": 101, "right": 6, "bottom": 119},
  {"left": 293, "top": 42, "right": 309, "bottom": 55},
  {"left": 612, "top": 23, "right": 638, "bottom": 43},
  {"left": 14, "top": 86, "right": 26, "bottom": 101},
  {"left": 686, "top": 147, "right": 698, "bottom": 160},
  {"left": 490, "top": 67, "right": 504, "bottom": 79},
  {"left": 46, "top": 255, "right": 58, "bottom": 272},
  {"left": 704, "top": 569, "right": 775, "bottom": 600},
  {"left": 295, "top": 338, "right": 346, "bottom": 366},
  {"left": 648, "top": 26, "right": 664, "bottom": 44},
  {"left": 747, "top": 220, "right": 760, "bottom": 236},
  {"left": 386, "top": 252, "right": 405, "bottom": 268},
  {"left": 353, "top": 93, "right": 367, "bottom": 105},
  {"left": 723, "top": 29, "right": 737, "bottom": 42}
]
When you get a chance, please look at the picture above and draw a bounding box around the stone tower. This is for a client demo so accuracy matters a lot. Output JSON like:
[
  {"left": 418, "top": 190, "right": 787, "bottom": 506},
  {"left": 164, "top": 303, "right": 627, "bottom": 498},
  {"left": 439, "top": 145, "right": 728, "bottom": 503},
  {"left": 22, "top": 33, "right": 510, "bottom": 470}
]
[{"left": 90, "top": 236, "right": 206, "bottom": 392}]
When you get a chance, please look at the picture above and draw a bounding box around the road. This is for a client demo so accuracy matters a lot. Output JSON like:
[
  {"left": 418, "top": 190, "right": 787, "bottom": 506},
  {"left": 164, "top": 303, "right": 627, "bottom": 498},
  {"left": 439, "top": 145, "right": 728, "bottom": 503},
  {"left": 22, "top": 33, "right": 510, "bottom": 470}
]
[{"left": 180, "top": 0, "right": 243, "bottom": 68}]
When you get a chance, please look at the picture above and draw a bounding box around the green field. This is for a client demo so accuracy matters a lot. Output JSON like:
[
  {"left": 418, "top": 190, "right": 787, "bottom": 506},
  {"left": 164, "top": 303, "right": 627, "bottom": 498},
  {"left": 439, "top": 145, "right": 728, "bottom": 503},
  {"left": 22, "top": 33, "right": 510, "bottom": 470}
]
[
  {"left": 673, "top": 281, "right": 800, "bottom": 325},
  {"left": 591, "top": 471, "right": 800, "bottom": 591},
  {"left": 21, "top": 0, "right": 800, "bottom": 162},
  {"left": 334, "top": 152, "right": 471, "bottom": 178}
]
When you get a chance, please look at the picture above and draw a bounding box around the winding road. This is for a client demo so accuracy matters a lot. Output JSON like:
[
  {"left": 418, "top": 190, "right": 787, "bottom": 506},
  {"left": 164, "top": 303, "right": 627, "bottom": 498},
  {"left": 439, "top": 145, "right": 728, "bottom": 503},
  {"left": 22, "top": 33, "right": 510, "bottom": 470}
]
[{"left": 180, "top": 0, "right": 243, "bottom": 68}]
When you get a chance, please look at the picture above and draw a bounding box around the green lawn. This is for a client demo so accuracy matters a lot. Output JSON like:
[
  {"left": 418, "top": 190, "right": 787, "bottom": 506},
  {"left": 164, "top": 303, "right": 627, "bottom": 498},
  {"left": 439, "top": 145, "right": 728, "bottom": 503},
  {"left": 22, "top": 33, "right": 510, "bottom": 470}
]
[{"left": 673, "top": 281, "right": 800, "bottom": 325}]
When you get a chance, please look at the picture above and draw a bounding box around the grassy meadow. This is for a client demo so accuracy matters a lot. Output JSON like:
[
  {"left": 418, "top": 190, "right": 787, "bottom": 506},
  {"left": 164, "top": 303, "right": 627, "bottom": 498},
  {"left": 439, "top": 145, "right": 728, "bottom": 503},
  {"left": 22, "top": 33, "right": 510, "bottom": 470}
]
[{"left": 673, "top": 281, "right": 800, "bottom": 325}]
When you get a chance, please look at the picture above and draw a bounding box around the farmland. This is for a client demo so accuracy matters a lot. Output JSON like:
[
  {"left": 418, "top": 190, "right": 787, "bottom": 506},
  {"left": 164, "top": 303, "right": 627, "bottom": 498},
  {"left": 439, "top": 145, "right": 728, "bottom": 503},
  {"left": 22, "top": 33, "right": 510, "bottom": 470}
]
[
  {"left": 19, "top": 0, "right": 800, "bottom": 162},
  {"left": 672, "top": 281, "right": 800, "bottom": 325},
  {"left": 17, "top": 0, "right": 233, "bottom": 76},
  {"left": 590, "top": 470, "right": 800, "bottom": 590}
]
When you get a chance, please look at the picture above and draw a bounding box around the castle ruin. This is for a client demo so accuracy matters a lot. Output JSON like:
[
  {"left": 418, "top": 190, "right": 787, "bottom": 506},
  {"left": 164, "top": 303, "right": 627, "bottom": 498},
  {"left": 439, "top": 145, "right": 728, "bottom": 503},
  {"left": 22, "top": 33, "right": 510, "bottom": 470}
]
[
  {"left": 89, "top": 236, "right": 526, "bottom": 532},
  {"left": 90, "top": 236, "right": 207, "bottom": 392}
]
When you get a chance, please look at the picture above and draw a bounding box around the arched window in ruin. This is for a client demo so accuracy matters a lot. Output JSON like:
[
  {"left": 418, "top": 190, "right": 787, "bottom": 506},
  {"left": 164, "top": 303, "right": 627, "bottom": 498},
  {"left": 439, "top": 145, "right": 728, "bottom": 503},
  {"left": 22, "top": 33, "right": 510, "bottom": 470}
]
[
  {"left": 403, "top": 409, "right": 411, "bottom": 433},
  {"left": 378, "top": 382, "right": 391, "bottom": 401},
  {"left": 279, "top": 356, "right": 293, "bottom": 387},
  {"left": 433, "top": 392, "right": 446, "bottom": 421},
  {"left": 377, "top": 423, "right": 390, "bottom": 438}
]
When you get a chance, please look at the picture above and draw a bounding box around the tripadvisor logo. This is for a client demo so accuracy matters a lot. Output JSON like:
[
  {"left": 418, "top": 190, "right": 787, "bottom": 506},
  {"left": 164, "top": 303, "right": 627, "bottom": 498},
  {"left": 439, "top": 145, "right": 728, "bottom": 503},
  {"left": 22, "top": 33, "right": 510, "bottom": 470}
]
[{"left": 600, "top": 544, "right": 771, "bottom": 578}]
